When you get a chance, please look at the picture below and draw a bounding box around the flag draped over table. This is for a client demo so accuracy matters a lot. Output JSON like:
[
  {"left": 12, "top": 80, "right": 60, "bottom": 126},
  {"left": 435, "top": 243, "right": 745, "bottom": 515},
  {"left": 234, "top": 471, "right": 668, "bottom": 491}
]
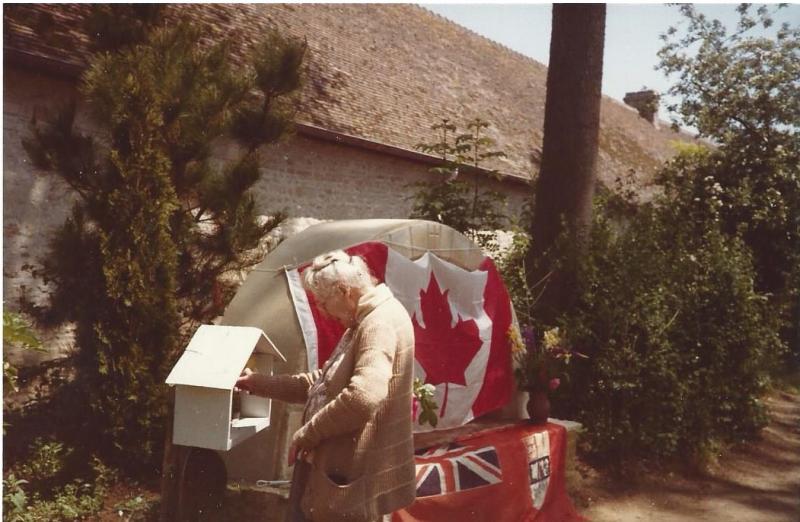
[
  {"left": 394, "top": 422, "right": 584, "bottom": 522},
  {"left": 286, "top": 241, "right": 514, "bottom": 431}
]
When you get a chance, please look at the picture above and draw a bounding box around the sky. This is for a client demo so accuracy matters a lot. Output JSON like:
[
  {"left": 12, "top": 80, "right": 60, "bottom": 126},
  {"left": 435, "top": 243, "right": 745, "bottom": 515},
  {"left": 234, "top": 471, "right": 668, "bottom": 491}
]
[{"left": 421, "top": 3, "right": 800, "bottom": 122}]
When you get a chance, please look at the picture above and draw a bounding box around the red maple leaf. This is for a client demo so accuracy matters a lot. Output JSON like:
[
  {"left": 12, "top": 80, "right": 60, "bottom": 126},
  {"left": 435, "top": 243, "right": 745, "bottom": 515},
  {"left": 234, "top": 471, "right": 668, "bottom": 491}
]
[{"left": 413, "top": 273, "right": 482, "bottom": 418}]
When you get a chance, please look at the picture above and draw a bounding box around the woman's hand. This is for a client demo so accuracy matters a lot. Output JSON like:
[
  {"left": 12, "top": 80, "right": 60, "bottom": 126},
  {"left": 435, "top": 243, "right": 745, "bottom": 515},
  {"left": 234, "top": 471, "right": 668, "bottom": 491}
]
[
  {"left": 287, "top": 441, "right": 314, "bottom": 465},
  {"left": 290, "top": 424, "right": 318, "bottom": 464},
  {"left": 287, "top": 441, "right": 313, "bottom": 466},
  {"left": 235, "top": 368, "right": 268, "bottom": 396}
]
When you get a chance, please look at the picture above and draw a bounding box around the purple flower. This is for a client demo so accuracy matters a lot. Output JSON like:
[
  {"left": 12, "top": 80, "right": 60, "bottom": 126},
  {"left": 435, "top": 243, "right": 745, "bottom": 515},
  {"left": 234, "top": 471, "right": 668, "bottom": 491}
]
[{"left": 521, "top": 326, "right": 536, "bottom": 350}]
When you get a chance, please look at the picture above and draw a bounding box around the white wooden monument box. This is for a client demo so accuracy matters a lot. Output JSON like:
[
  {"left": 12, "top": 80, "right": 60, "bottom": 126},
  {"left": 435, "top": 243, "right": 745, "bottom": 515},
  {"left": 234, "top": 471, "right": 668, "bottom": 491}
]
[{"left": 165, "top": 325, "right": 286, "bottom": 451}]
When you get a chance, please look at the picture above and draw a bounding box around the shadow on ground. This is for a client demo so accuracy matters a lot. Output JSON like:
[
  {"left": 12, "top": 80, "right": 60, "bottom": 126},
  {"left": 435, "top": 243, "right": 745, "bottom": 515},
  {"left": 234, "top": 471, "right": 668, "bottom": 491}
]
[{"left": 575, "top": 388, "right": 800, "bottom": 522}]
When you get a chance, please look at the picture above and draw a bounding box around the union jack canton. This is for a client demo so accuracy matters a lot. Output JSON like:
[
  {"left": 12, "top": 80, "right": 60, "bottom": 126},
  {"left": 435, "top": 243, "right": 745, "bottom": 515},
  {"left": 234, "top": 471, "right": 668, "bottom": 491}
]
[{"left": 414, "top": 442, "right": 503, "bottom": 497}]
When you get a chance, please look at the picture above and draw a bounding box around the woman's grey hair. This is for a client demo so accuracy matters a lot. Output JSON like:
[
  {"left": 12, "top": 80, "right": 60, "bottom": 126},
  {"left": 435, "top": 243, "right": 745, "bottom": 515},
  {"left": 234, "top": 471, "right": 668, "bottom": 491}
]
[{"left": 303, "top": 250, "right": 375, "bottom": 300}]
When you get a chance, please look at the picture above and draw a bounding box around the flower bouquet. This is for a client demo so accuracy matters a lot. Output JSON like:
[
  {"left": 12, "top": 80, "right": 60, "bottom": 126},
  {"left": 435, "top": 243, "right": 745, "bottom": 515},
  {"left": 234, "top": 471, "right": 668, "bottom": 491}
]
[
  {"left": 413, "top": 378, "right": 439, "bottom": 428},
  {"left": 508, "top": 325, "right": 586, "bottom": 422}
]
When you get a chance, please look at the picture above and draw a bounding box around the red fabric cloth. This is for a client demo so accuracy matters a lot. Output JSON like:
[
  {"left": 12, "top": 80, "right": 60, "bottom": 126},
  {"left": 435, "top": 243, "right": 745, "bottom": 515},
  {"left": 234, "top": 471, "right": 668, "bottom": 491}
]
[{"left": 393, "top": 422, "right": 584, "bottom": 522}]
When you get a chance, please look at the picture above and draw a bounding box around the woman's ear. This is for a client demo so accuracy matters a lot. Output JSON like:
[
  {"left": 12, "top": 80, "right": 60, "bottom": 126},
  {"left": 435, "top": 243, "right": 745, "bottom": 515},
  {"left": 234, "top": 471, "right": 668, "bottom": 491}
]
[{"left": 336, "top": 283, "right": 350, "bottom": 298}]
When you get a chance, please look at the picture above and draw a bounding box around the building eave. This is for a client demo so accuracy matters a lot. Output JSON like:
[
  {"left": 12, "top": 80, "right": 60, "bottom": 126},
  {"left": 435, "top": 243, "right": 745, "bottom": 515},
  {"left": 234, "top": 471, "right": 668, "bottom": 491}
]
[
  {"left": 5, "top": 48, "right": 84, "bottom": 80},
  {"left": 295, "top": 122, "right": 532, "bottom": 186}
]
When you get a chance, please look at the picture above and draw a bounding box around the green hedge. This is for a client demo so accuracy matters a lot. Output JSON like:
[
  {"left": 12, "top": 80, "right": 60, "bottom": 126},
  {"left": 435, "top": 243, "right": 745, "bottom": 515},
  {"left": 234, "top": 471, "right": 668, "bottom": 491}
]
[{"left": 507, "top": 151, "right": 787, "bottom": 467}]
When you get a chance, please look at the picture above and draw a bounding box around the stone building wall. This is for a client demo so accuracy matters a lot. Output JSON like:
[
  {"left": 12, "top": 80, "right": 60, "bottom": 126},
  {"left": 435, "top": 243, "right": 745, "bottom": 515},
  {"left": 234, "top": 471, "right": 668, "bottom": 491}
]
[
  {"left": 3, "top": 66, "right": 529, "bottom": 362},
  {"left": 249, "top": 133, "right": 528, "bottom": 221},
  {"left": 4, "top": 68, "right": 91, "bottom": 300}
]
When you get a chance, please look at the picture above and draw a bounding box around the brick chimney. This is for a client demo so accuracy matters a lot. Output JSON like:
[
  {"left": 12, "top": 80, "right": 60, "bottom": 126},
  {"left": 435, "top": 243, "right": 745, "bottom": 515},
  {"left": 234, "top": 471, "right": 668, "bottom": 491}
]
[{"left": 623, "top": 89, "right": 660, "bottom": 124}]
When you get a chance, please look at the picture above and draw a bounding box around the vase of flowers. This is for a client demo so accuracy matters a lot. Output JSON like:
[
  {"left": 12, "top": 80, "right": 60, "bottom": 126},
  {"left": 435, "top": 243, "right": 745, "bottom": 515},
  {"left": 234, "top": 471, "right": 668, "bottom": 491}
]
[
  {"left": 508, "top": 325, "right": 585, "bottom": 424},
  {"left": 526, "top": 389, "right": 551, "bottom": 424}
]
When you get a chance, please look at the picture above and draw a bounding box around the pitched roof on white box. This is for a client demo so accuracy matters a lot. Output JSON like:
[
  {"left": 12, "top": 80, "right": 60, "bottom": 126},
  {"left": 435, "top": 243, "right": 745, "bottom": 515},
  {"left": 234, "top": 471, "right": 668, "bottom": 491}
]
[{"left": 166, "top": 325, "right": 285, "bottom": 390}]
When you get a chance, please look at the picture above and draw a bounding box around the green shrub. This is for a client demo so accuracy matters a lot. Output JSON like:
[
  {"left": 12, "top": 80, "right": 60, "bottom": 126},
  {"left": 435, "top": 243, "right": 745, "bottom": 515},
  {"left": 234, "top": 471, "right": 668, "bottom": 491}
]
[
  {"left": 3, "top": 474, "right": 28, "bottom": 517},
  {"left": 657, "top": 144, "right": 800, "bottom": 365},
  {"left": 657, "top": 5, "right": 800, "bottom": 362},
  {"left": 541, "top": 155, "right": 784, "bottom": 467},
  {"left": 3, "top": 311, "right": 44, "bottom": 395},
  {"left": 496, "top": 226, "right": 534, "bottom": 325},
  {"left": 16, "top": 439, "right": 72, "bottom": 488},
  {"left": 2, "top": 440, "right": 115, "bottom": 521},
  {"left": 407, "top": 118, "right": 509, "bottom": 252},
  {"left": 113, "top": 494, "right": 160, "bottom": 521}
]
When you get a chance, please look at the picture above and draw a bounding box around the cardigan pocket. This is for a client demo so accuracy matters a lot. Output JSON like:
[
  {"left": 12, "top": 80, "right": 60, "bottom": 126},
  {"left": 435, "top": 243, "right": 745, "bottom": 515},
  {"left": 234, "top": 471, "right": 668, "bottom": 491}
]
[{"left": 301, "top": 464, "right": 369, "bottom": 522}]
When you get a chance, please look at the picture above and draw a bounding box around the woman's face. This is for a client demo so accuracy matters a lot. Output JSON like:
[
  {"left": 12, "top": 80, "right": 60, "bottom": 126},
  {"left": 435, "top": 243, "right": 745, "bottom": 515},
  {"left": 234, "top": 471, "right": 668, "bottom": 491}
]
[{"left": 317, "top": 285, "right": 359, "bottom": 327}]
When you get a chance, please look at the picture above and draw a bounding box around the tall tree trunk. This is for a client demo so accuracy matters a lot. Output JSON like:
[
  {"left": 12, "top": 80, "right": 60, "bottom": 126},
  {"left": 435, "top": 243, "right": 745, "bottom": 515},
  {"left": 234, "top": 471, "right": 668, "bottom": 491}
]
[{"left": 526, "top": 4, "right": 606, "bottom": 323}]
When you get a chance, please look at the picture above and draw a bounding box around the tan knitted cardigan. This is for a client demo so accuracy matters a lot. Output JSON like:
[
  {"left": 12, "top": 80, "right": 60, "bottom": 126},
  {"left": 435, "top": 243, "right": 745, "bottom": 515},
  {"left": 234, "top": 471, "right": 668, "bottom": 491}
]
[{"left": 264, "top": 284, "right": 416, "bottom": 521}]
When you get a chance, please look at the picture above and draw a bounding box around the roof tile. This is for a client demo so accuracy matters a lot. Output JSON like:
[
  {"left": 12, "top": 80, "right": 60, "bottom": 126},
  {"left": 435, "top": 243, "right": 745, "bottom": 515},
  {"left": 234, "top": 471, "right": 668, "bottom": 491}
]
[{"left": 4, "top": 3, "right": 694, "bottom": 186}]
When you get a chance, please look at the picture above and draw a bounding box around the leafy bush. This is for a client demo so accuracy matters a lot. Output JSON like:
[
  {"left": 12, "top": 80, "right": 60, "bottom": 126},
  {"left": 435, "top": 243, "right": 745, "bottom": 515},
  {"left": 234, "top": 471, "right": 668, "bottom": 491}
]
[
  {"left": 409, "top": 178, "right": 507, "bottom": 238},
  {"left": 496, "top": 227, "right": 533, "bottom": 324},
  {"left": 544, "top": 159, "right": 785, "bottom": 467},
  {"left": 655, "top": 143, "right": 800, "bottom": 365},
  {"left": 2, "top": 439, "right": 115, "bottom": 521},
  {"left": 3, "top": 311, "right": 44, "bottom": 394},
  {"left": 16, "top": 439, "right": 72, "bottom": 487},
  {"left": 657, "top": 4, "right": 800, "bottom": 362},
  {"left": 407, "top": 118, "right": 509, "bottom": 252},
  {"left": 113, "top": 494, "right": 160, "bottom": 521},
  {"left": 3, "top": 475, "right": 28, "bottom": 517}
]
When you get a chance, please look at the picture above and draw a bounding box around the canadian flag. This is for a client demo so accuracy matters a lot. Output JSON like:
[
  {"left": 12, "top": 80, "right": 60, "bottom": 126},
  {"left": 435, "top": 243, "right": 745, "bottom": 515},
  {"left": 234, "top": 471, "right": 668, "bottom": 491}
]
[{"left": 286, "top": 241, "right": 513, "bottom": 431}]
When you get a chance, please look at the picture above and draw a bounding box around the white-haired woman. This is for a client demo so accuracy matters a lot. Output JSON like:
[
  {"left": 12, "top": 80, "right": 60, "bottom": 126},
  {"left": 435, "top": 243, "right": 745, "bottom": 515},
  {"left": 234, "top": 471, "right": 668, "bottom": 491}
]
[{"left": 236, "top": 250, "right": 416, "bottom": 522}]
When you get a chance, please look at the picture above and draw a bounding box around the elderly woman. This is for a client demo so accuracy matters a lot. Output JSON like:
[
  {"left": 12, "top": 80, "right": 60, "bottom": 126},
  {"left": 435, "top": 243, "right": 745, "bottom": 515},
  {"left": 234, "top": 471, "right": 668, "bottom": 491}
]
[{"left": 236, "top": 250, "right": 416, "bottom": 522}]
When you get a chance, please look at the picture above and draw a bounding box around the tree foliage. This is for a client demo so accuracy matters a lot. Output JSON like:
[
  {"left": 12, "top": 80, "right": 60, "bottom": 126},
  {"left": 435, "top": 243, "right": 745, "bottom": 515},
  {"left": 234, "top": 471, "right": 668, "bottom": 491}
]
[
  {"left": 21, "top": 6, "right": 306, "bottom": 469},
  {"left": 3, "top": 311, "right": 43, "bottom": 394},
  {"left": 658, "top": 4, "right": 799, "bottom": 148},
  {"left": 408, "top": 118, "right": 508, "bottom": 249},
  {"left": 657, "top": 3, "right": 800, "bottom": 359}
]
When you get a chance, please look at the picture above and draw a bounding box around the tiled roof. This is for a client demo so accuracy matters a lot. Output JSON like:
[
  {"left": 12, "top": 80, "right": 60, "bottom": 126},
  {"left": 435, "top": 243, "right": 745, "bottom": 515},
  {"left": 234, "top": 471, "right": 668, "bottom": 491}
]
[{"left": 4, "top": 3, "right": 694, "bottom": 187}]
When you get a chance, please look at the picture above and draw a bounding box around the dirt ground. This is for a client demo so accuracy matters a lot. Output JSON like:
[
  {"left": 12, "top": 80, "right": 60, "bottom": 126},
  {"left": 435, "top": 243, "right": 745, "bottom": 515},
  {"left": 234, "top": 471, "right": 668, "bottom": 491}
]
[{"left": 574, "top": 389, "right": 800, "bottom": 522}]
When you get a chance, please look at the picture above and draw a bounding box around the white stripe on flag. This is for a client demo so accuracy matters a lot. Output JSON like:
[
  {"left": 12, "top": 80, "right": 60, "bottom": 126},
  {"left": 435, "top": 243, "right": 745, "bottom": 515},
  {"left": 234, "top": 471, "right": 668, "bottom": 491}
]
[{"left": 286, "top": 268, "right": 319, "bottom": 370}]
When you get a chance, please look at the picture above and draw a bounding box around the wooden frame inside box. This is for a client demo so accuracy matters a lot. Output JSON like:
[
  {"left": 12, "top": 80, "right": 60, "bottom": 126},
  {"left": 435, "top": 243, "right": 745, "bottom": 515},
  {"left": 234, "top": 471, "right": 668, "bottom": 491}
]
[{"left": 166, "top": 325, "right": 286, "bottom": 451}]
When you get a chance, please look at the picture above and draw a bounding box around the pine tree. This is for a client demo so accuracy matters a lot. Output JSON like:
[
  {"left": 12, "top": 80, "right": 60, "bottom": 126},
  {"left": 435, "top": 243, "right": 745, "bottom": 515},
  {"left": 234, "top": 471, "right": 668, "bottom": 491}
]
[{"left": 22, "top": 6, "right": 306, "bottom": 469}]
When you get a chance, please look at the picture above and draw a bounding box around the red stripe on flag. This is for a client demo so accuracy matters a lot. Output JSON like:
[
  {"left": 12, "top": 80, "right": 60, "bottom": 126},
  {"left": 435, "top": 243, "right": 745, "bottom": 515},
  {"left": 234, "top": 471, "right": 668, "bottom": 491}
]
[
  {"left": 345, "top": 241, "right": 389, "bottom": 282},
  {"left": 304, "top": 291, "right": 344, "bottom": 368},
  {"left": 443, "top": 463, "right": 456, "bottom": 494},
  {"left": 297, "top": 242, "right": 388, "bottom": 368},
  {"left": 465, "top": 454, "right": 502, "bottom": 478},
  {"left": 471, "top": 257, "right": 514, "bottom": 417}
]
